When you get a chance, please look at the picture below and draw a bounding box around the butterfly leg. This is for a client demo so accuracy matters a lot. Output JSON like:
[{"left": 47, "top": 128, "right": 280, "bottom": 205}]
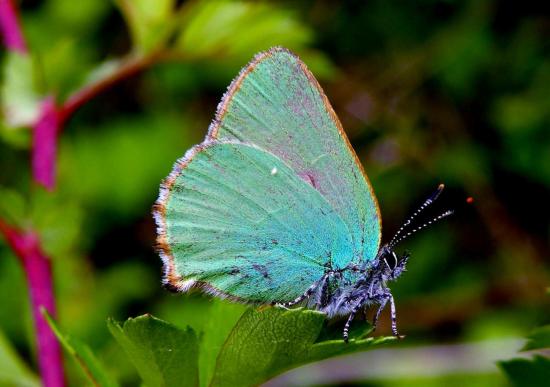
[
  {"left": 343, "top": 297, "right": 367, "bottom": 343},
  {"left": 313, "top": 272, "right": 334, "bottom": 308},
  {"left": 388, "top": 291, "right": 400, "bottom": 336},
  {"left": 277, "top": 272, "right": 331, "bottom": 308},
  {"left": 371, "top": 296, "right": 389, "bottom": 332}
]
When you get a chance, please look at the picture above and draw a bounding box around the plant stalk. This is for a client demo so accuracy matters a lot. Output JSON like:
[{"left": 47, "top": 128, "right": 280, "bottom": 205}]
[{"left": 0, "top": 220, "right": 65, "bottom": 387}]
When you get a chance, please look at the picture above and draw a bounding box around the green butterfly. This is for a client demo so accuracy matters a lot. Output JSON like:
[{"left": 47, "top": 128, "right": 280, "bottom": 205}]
[{"left": 154, "top": 47, "right": 452, "bottom": 341}]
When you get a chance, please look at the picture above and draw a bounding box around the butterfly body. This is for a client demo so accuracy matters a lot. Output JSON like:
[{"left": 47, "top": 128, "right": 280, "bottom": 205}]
[{"left": 154, "top": 47, "right": 444, "bottom": 341}]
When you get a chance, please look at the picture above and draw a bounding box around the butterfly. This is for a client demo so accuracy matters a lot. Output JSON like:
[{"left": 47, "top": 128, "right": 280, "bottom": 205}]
[{"left": 154, "top": 47, "right": 453, "bottom": 341}]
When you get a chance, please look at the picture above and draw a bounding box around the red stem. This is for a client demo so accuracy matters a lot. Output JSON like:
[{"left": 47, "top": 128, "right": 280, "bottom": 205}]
[
  {"left": 0, "top": 0, "right": 27, "bottom": 53},
  {"left": 33, "top": 96, "right": 60, "bottom": 190},
  {"left": 60, "top": 53, "right": 157, "bottom": 123},
  {"left": 0, "top": 220, "right": 65, "bottom": 387}
]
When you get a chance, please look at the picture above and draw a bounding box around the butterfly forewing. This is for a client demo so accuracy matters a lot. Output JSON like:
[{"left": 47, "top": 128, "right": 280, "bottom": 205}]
[{"left": 209, "top": 47, "right": 381, "bottom": 265}]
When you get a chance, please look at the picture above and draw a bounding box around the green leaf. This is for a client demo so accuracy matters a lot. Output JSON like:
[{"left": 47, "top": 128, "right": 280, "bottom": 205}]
[
  {"left": 115, "top": 0, "right": 176, "bottom": 54},
  {"left": 77, "top": 58, "right": 124, "bottom": 92},
  {"left": 191, "top": 299, "right": 246, "bottom": 387},
  {"left": 1, "top": 52, "right": 42, "bottom": 128},
  {"left": 113, "top": 303, "right": 393, "bottom": 387},
  {"left": 44, "top": 312, "right": 118, "bottom": 387},
  {"left": 177, "top": 1, "right": 312, "bottom": 61},
  {"left": 210, "top": 307, "right": 395, "bottom": 386},
  {"left": 108, "top": 315, "right": 199, "bottom": 387},
  {"left": 499, "top": 356, "right": 550, "bottom": 387},
  {"left": 522, "top": 325, "right": 550, "bottom": 351},
  {"left": 0, "top": 329, "right": 39, "bottom": 387}
]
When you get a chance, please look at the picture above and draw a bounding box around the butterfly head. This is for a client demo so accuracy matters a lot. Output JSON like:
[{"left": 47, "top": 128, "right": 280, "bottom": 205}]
[{"left": 377, "top": 244, "right": 409, "bottom": 281}]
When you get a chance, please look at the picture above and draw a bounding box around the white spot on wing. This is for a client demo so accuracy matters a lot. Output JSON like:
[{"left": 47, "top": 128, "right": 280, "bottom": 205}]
[{"left": 271, "top": 167, "right": 278, "bottom": 175}]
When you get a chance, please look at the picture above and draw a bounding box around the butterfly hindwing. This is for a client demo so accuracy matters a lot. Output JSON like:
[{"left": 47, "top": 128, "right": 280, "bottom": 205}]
[
  {"left": 156, "top": 141, "right": 354, "bottom": 302},
  {"left": 209, "top": 47, "right": 381, "bottom": 265}
]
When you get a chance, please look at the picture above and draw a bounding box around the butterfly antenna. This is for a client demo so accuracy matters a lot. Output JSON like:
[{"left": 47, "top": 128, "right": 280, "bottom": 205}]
[
  {"left": 388, "top": 183, "right": 445, "bottom": 248},
  {"left": 389, "top": 209, "right": 454, "bottom": 249}
]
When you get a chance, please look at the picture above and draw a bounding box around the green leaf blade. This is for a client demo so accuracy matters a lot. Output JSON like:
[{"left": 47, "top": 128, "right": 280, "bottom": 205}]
[
  {"left": 114, "top": 0, "right": 175, "bottom": 53},
  {"left": 0, "top": 328, "right": 39, "bottom": 387},
  {"left": 44, "top": 312, "right": 118, "bottom": 387},
  {"left": 210, "top": 307, "right": 393, "bottom": 387},
  {"left": 522, "top": 325, "right": 550, "bottom": 351},
  {"left": 193, "top": 300, "right": 247, "bottom": 387},
  {"left": 499, "top": 356, "right": 550, "bottom": 387},
  {"left": 108, "top": 315, "right": 199, "bottom": 387},
  {"left": 210, "top": 308, "right": 323, "bottom": 387},
  {"left": 177, "top": 1, "right": 311, "bottom": 61},
  {"left": 306, "top": 335, "right": 397, "bottom": 364}
]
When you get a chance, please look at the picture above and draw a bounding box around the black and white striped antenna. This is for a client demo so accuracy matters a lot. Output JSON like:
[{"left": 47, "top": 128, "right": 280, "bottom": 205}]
[
  {"left": 389, "top": 209, "right": 454, "bottom": 249},
  {"left": 388, "top": 183, "right": 453, "bottom": 249}
]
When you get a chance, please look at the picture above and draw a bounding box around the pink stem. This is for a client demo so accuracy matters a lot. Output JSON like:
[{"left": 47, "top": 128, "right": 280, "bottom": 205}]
[
  {"left": 35, "top": 55, "right": 158, "bottom": 191},
  {"left": 33, "top": 96, "right": 60, "bottom": 190},
  {"left": 0, "top": 0, "right": 27, "bottom": 53},
  {"left": 0, "top": 0, "right": 60, "bottom": 191},
  {"left": 0, "top": 220, "right": 65, "bottom": 387}
]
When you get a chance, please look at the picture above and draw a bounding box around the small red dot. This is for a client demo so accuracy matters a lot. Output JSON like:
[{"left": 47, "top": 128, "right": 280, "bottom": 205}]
[{"left": 466, "top": 197, "right": 474, "bottom": 204}]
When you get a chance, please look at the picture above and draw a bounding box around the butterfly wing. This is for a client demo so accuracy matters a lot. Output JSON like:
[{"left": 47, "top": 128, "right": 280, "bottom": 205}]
[
  {"left": 155, "top": 141, "right": 353, "bottom": 303},
  {"left": 208, "top": 47, "right": 381, "bottom": 266}
]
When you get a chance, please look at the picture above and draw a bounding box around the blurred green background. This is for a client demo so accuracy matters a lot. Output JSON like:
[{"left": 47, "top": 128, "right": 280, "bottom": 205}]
[{"left": 1, "top": 0, "right": 549, "bottom": 386}]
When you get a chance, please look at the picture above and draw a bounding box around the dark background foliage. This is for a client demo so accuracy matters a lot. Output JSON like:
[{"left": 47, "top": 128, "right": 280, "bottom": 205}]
[{"left": 0, "top": 0, "right": 548, "bottom": 385}]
